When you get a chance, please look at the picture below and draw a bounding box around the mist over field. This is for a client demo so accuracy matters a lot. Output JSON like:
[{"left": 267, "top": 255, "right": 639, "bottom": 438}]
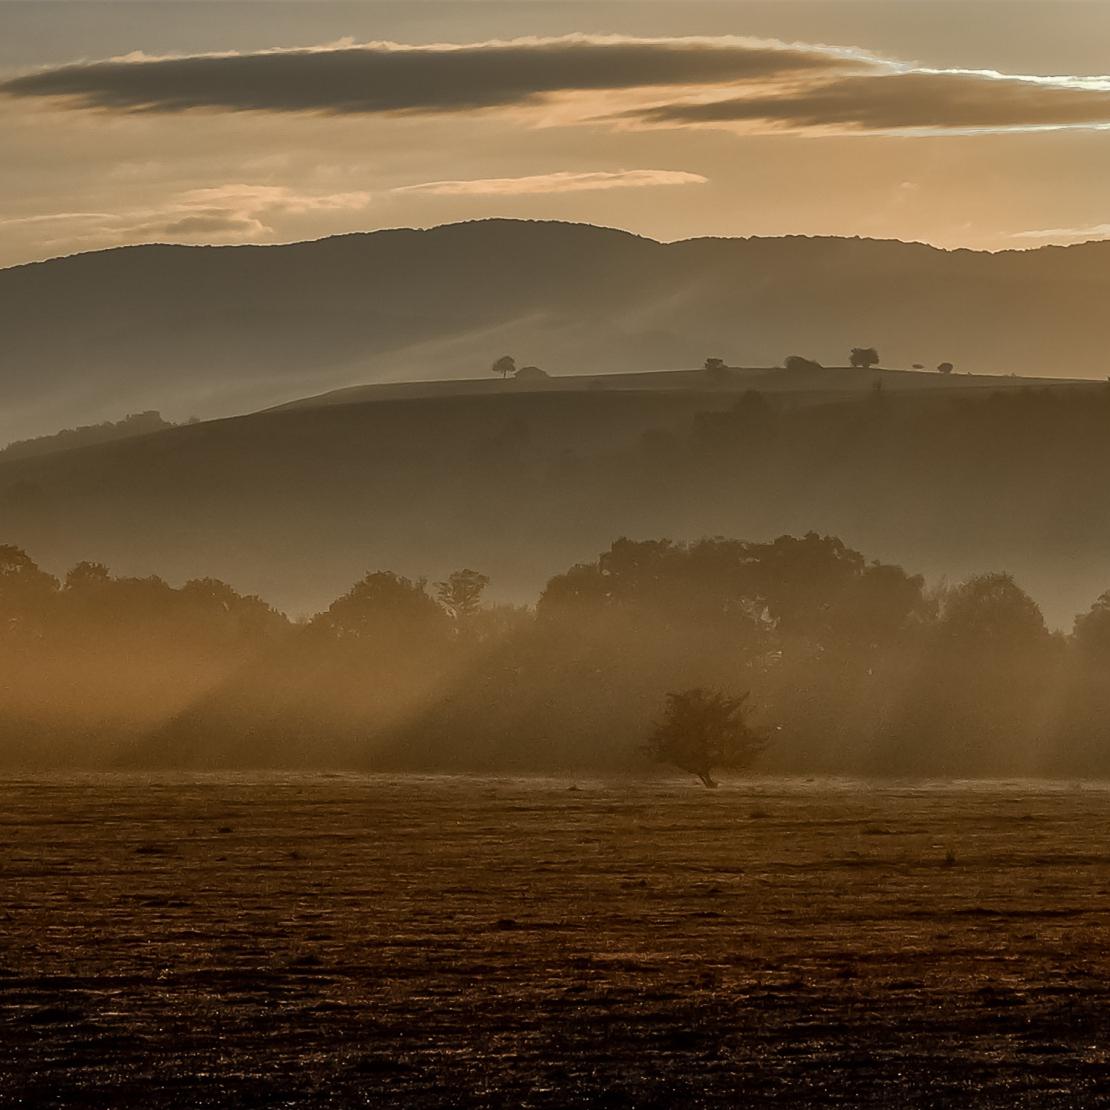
[
  {"left": 5, "top": 521, "right": 1110, "bottom": 781},
  {"left": 7, "top": 247, "right": 1110, "bottom": 778}
]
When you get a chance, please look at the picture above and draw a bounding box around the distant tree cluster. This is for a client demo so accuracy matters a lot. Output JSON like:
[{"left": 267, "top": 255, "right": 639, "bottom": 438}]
[
  {"left": 4, "top": 525, "right": 1110, "bottom": 780},
  {"left": 776, "top": 350, "right": 958, "bottom": 374},
  {"left": 495, "top": 347, "right": 958, "bottom": 381},
  {"left": 0, "top": 411, "right": 175, "bottom": 461}
]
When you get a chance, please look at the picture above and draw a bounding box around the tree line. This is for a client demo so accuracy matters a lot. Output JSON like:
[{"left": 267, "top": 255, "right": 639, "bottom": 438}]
[
  {"left": 3, "top": 533, "right": 1110, "bottom": 778},
  {"left": 0, "top": 411, "right": 177, "bottom": 461}
]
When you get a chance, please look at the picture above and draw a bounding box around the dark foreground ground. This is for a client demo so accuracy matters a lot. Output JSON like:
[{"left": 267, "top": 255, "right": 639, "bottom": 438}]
[{"left": 2, "top": 775, "right": 1110, "bottom": 1108}]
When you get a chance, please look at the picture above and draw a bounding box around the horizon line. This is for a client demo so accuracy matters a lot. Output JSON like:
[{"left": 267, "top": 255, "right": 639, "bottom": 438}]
[{"left": 4, "top": 215, "right": 1110, "bottom": 272}]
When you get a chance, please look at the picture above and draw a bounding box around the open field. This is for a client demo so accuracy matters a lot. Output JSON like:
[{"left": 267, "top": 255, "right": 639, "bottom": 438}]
[{"left": 3, "top": 775, "right": 1110, "bottom": 1107}]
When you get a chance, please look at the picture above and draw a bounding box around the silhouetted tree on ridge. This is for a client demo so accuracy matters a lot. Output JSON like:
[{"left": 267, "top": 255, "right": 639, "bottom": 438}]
[{"left": 491, "top": 355, "right": 516, "bottom": 380}]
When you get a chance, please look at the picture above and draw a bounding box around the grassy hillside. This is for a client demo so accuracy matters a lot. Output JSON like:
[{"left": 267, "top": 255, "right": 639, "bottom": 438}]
[
  {"left": 3, "top": 217, "right": 1110, "bottom": 443},
  {"left": 274, "top": 361, "right": 1080, "bottom": 412},
  {"left": 2, "top": 368, "right": 1109, "bottom": 627}
]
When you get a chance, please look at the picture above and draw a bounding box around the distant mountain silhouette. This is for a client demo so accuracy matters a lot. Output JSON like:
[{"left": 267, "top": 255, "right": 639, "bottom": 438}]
[{"left": 4, "top": 218, "right": 1110, "bottom": 443}]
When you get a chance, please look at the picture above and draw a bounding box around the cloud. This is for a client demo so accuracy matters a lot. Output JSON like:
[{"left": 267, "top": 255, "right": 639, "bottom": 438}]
[
  {"left": 177, "top": 184, "right": 371, "bottom": 214},
  {"left": 394, "top": 169, "right": 707, "bottom": 196},
  {"left": 156, "top": 212, "right": 269, "bottom": 236},
  {"left": 1012, "top": 223, "right": 1110, "bottom": 242},
  {"left": 0, "top": 211, "right": 116, "bottom": 228},
  {"left": 6, "top": 34, "right": 1110, "bottom": 137},
  {"left": 49, "top": 207, "right": 273, "bottom": 246},
  {"left": 625, "top": 69, "right": 1110, "bottom": 134},
  {"left": 25, "top": 184, "right": 371, "bottom": 250},
  {"left": 0, "top": 35, "right": 872, "bottom": 116}
]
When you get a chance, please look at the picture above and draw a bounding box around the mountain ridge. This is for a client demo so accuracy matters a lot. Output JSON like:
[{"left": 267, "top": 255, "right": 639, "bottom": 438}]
[
  {"left": 11, "top": 218, "right": 1110, "bottom": 275},
  {"left": 4, "top": 217, "right": 1110, "bottom": 445}
]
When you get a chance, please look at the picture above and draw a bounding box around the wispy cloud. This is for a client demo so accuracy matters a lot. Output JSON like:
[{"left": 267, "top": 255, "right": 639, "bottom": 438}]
[
  {"left": 177, "top": 184, "right": 371, "bottom": 214},
  {"left": 395, "top": 169, "right": 707, "bottom": 196},
  {"left": 0, "top": 211, "right": 116, "bottom": 228},
  {"left": 1012, "top": 223, "right": 1110, "bottom": 242},
  {"left": 26, "top": 184, "right": 371, "bottom": 250},
  {"left": 5, "top": 34, "right": 1110, "bottom": 136}
]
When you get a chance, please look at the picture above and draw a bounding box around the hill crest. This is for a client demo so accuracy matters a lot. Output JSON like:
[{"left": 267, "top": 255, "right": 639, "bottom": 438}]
[{"left": 4, "top": 217, "right": 1110, "bottom": 445}]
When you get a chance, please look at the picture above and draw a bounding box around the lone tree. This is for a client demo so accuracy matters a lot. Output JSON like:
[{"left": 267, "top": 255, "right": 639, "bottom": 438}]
[
  {"left": 492, "top": 355, "right": 517, "bottom": 379},
  {"left": 849, "top": 347, "right": 880, "bottom": 369},
  {"left": 937, "top": 361, "right": 954, "bottom": 375},
  {"left": 643, "top": 688, "right": 766, "bottom": 789}
]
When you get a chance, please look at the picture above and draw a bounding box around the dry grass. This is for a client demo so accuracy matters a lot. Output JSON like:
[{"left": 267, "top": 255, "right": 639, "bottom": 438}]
[{"left": 2, "top": 774, "right": 1110, "bottom": 1107}]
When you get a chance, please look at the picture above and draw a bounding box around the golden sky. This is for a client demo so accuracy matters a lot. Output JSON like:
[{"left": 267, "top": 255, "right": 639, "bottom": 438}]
[{"left": 3, "top": 0, "right": 1110, "bottom": 267}]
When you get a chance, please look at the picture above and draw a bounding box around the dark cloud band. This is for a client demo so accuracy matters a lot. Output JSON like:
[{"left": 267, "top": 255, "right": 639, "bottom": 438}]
[
  {"left": 0, "top": 36, "right": 860, "bottom": 116},
  {"left": 5, "top": 36, "right": 1110, "bottom": 135},
  {"left": 629, "top": 70, "right": 1110, "bottom": 133}
]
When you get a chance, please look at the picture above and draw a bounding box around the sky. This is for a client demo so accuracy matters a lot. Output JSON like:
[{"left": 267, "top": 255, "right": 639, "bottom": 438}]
[{"left": 3, "top": 0, "right": 1110, "bottom": 268}]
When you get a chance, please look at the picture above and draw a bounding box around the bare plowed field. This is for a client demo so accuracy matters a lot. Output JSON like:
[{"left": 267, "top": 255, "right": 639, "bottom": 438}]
[{"left": 3, "top": 775, "right": 1109, "bottom": 1107}]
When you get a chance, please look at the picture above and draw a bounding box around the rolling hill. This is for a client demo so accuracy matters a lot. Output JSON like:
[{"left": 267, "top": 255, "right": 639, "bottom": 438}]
[{"left": 3, "top": 364, "right": 1110, "bottom": 628}]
